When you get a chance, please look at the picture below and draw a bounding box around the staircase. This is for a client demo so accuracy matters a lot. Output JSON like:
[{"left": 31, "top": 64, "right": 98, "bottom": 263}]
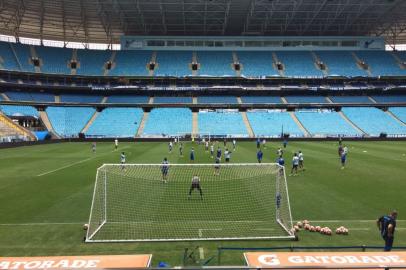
[
  {"left": 9, "top": 43, "right": 23, "bottom": 71},
  {"left": 1, "top": 93, "right": 10, "bottom": 101},
  {"left": 0, "top": 112, "right": 37, "bottom": 140},
  {"left": 390, "top": 52, "right": 406, "bottom": 69},
  {"left": 311, "top": 51, "right": 328, "bottom": 76},
  {"left": 192, "top": 112, "right": 199, "bottom": 135},
  {"left": 192, "top": 97, "right": 197, "bottom": 104},
  {"left": 338, "top": 111, "right": 367, "bottom": 135},
  {"left": 241, "top": 112, "right": 255, "bottom": 138},
  {"left": 325, "top": 96, "right": 333, "bottom": 103},
  {"left": 351, "top": 52, "right": 372, "bottom": 76},
  {"left": 29, "top": 46, "right": 41, "bottom": 73},
  {"left": 71, "top": 49, "right": 78, "bottom": 75},
  {"left": 38, "top": 110, "right": 60, "bottom": 138},
  {"left": 149, "top": 52, "right": 157, "bottom": 76},
  {"left": 136, "top": 112, "right": 149, "bottom": 137},
  {"left": 386, "top": 110, "right": 406, "bottom": 126},
  {"left": 191, "top": 52, "right": 198, "bottom": 76},
  {"left": 101, "top": 96, "right": 108, "bottom": 103},
  {"left": 281, "top": 97, "right": 288, "bottom": 104},
  {"left": 104, "top": 51, "right": 116, "bottom": 76},
  {"left": 81, "top": 111, "right": 100, "bottom": 133},
  {"left": 368, "top": 96, "right": 377, "bottom": 103},
  {"left": 289, "top": 112, "right": 310, "bottom": 137},
  {"left": 232, "top": 52, "right": 241, "bottom": 76},
  {"left": 55, "top": 95, "right": 60, "bottom": 103},
  {"left": 272, "top": 52, "right": 285, "bottom": 77}
]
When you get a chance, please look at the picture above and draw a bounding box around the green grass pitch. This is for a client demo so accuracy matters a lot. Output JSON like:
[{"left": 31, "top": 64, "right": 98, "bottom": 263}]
[{"left": 0, "top": 140, "right": 405, "bottom": 266}]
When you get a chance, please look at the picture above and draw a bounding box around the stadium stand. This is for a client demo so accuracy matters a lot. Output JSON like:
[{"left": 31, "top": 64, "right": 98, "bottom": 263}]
[
  {"left": 198, "top": 110, "right": 248, "bottom": 137},
  {"left": 5, "top": 91, "right": 54, "bottom": 102},
  {"left": 240, "top": 96, "right": 282, "bottom": 104},
  {"left": 275, "top": 51, "right": 323, "bottom": 77},
  {"left": 153, "top": 96, "right": 192, "bottom": 104},
  {"left": 0, "top": 105, "right": 39, "bottom": 117},
  {"left": 371, "top": 95, "right": 406, "bottom": 103},
  {"left": 198, "top": 96, "right": 238, "bottom": 104},
  {"left": 109, "top": 50, "right": 151, "bottom": 76},
  {"left": 196, "top": 51, "right": 234, "bottom": 76},
  {"left": 389, "top": 107, "right": 406, "bottom": 123},
  {"left": 60, "top": 94, "right": 103, "bottom": 103},
  {"left": 329, "top": 96, "right": 373, "bottom": 103},
  {"left": 12, "top": 43, "right": 35, "bottom": 72},
  {"left": 285, "top": 96, "right": 328, "bottom": 103},
  {"left": 355, "top": 51, "right": 405, "bottom": 76},
  {"left": 155, "top": 51, "right": 192, "bottom": 77},
  {"left": 342, "top": 107, "right": 406, "bottom": 136},
  {"left": 316, "top": 51, "right": 368, "bottom": 77},
  {"left": 142, "top": 108, "right": 192, "bottom": 135},
  {"left": 237, "top": 51, "right": 279, "bottom": 77},
  {"left": 295, "top": 110, "right": 360, "bottom": 136},
  {"left": 76, "top": 49, "right": 111, "bottom": 75},
  {"left": 46, "top": 106, "right": 95, "bottom": 137},
  {"left": 105, "top": 95, "right": 149, "bottom": 103},
  {"left": 86, "top": 108, "right": 143, "bottom": 138},
  {"left": 35, "top": 46, "right": 72, "bottom": 74},
  {"left": 0, "top": 42, "right": 20, "bottom": 71},
  {"left": 247, "top": 110, "right": 303, "bottom": 137}
]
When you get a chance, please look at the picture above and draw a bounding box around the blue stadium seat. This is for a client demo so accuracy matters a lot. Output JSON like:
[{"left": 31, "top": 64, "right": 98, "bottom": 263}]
[
  {"left": 12, "top": 43, "right": 35, "bottom": 72},
  {"left": 106, "top": 95, "right": 149, "bottom": 103},
  {"left": 0, "top": 42, "right": 20, "bottom": 71},
  {"left": 295, "top": 110, "right": 360, "bottom": 136},
  {"left": 198, "top": 111, "right": 248, "bottom": 136},
  {"left": 355, "top": 51, "right": 405, "bottom": 76},
  {"left": 86, "top": 108, "right": 143, "bottom": 138},
  {"left": 46, "top": 106, "right": 95, "bottom": 137},
  {"left": 153, "top": 96, "right": 192, "bottom": 104},
  {"left": 240, "top": 96, "right": 282, "bottom": 104},
  {"left": 0, "top": 105, "right": 38, "bottom": 117},
  {"left": 76, "top": 49, "right": 111, "bottom": 75},
  {"left": 143, "top": 108, "right": 192, "bottom": 136},
  {"left": 389, "top": 107, "right": 406, "bottom": 123},
  {"left": 36, "top": 46, "right": 72, "bottom": 74},
  {"left": 342, "top": 107, "right": 406, "bottom": 136},
  {"left": 60, "top": 94, "right": 103, "bottom": 103},
  {"left": 109, "top": 51, "right": 151, "bottom": 76},
  {"left": 285, "top": 96, "right": 328, "bottom": 103},
  {"left": 237, "top": 51, "right": 279, "bottom": 77},
  {"left": 371, "top": 95, "right": 406, "bottom": 103},
  {"left": 247, "top": 111, "right": 303, "bottom": 137},
  {"left": 316, "top": 51, "right": 367, "bottom": 77},
  {"left": 198, "top": 96, "right": 238, "bottom": 104},
  {"left": 155, "top": 51, "right": 192, "bottom": 77},
  {"left": 5, "top": 91, "right": 54, "bottom": 102},
  {"left": 275, "top": 51, "right": 323, "bottom": 77},
  {"left": 329, "top": 96, "right": 373, "bottom": 103},
  {"left": 196, "top": 51, "right": 234, "bottom": 76}
]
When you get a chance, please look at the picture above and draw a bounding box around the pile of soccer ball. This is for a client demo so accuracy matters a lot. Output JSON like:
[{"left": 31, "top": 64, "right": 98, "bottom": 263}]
[{"left": 291, "top": 220, "right": 348, "bottom": 236}]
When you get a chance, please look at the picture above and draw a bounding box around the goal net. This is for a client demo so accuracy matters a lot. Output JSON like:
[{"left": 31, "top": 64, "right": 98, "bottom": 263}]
[
  {"left": 86, "top": 163, "right": 294, "bottom": 242},
  {"left": 175, "top": 132, "right": 211, "bottom": 143}
]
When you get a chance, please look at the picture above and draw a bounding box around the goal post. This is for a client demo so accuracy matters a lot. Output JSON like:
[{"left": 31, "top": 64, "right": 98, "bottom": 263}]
[
  {"left": 175, "top": 132, "right": 211, "bottom": 143},
  {"left": 86, "top": 163, "right": 294, "bottom": 242}
]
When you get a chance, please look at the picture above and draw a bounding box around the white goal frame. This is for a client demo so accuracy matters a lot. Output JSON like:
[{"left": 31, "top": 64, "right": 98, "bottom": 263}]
[{"left": 86, "top": 163, "right": 294, "bottom": 242}]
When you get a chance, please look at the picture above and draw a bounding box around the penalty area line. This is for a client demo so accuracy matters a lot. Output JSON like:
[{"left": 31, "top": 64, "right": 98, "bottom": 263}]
[{"left": 36, "top": 157, "right": 95, "bottom": 177}]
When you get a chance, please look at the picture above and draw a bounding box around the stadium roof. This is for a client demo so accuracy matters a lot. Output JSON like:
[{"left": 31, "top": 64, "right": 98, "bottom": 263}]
[{"left": 0, "top": 0, "right": 406, "bottom": 45}]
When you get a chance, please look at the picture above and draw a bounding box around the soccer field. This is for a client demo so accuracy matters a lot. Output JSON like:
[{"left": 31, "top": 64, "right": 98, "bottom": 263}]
[{"left": 0, "top": 140, "right": 405, "bottom": 266}]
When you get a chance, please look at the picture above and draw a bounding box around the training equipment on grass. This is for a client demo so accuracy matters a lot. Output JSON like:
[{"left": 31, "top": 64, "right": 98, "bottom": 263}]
[{"left": 86, "top": 163, "right": 294, "bottom": 242}]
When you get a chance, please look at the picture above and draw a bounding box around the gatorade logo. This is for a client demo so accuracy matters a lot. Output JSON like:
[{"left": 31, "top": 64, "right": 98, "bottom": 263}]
[{"left": 258, "top": 254, "right": 280, "bottom": 266}]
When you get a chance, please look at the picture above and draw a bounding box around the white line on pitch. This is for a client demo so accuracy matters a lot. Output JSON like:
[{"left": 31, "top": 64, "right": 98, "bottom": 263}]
[
  {"left": 36, "top": 147, "right": 130, "bottom": 177},
  {"left": 198, "top": 228, "right": 222, "bottom": 237},
  {"left": 0, "top": 222, "right": 83, "bottom": 226},
  {"left": 199, "top": 247, "right": 205, "bottom": 260},
  {"left": 36, "top": 157, "right": 95, "bottom": 177}
]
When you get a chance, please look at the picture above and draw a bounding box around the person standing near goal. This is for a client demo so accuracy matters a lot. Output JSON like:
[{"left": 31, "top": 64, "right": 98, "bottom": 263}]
[
  {"left": 161, "top": 157, "right": 169, "bottom": 183},
  {"left": 341, "top": 145, "right": 348, "bottom": 169},
  {"left": 114, "top": 138, "right": 118, "bottom": 150},
  {"left": 214, "top": 157, "right": 221, "bottom": 176},
  {"left": 232, "top": 139, "right": 236, "bottom": 151},
  {"left": 205, "top": 140, "right": 209, "bottom": 152},
  {"left": 225, "top": 148, "right": 231, "bottom": 163},
  {"left": 298, "top": 150, "right": 305, "bottom": 171},
  {"left": 168, "top": 141, "right": 173, "bottom": 153},
  {"left": 210, "top": 143, "right": 214, "bottom": 158},
  {"left": 188, "top": 175, "right": 203, "bottom": 200},
  {"left": 92, "top": 142, "right": 96, "bottom": 153},
  {"left": 257, "top": 149, "right": 263, "bottom": 163},
  {"left": 290, "top": 153, "right": 299, "bottom": 176},
  {"left": 190, "top": 147, "right": 195, "bottom": 163},
  {"left": 179, "top": 142, "right": 183, "bottom": 157},
  {"left": 120, "top": 152, "right": 126, "bottom": 170}
]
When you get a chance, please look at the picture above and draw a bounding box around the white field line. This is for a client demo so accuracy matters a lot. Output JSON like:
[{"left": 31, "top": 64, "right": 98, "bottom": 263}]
[
  {"left": 36, "top": 157, "right": 95, "bottom": 177},
  {"left": 199, "top": 247, "right": 205, "bottom": 260},
  {"left": 0, "top": 222, "right": 83, "bottom": 226},
  {"left": 36, "top": 147, "right": 130, "bottom": 177},
  {"left": 198, "top": 228, "right": 222, "bottom": 237}
]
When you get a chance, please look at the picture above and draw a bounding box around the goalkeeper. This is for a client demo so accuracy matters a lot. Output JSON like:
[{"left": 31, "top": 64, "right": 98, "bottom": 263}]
[{"left": 188, "top": 175, "right": 203, "bottom": 200}]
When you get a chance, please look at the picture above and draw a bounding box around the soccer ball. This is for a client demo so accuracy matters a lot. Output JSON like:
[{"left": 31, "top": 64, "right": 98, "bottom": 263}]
[
  {"left": 293, "top": 225, "right": 300, "bottom": 232},
  {"left": 83, "top": 224, "right": 89, "bottom": 230},
  {"left": 310, "top": 226, "right": 316, "bottom": 232},
  {"left": 325, "top": 227, "right": 332, "bottom": 235},
  {"left": 342, "top": 227, "right": 349, "bottom": 235},
  {"left": 320, "top": 228, "right": 326, "bottom": 234},
  {"left": 297, "top": 221, "right": 303, "bottom": 228},
  {"left": 335, "top": 228, "right": 342, "bottom": 234},
  {"left": 315, "top": 226, "right": 321, "bottom": 232},
  {"left": 303, "top": 220, "right": 310, "bottom": 225},
  {"left": 304, "top": 224, "right": 311, "bottom": 230}
]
